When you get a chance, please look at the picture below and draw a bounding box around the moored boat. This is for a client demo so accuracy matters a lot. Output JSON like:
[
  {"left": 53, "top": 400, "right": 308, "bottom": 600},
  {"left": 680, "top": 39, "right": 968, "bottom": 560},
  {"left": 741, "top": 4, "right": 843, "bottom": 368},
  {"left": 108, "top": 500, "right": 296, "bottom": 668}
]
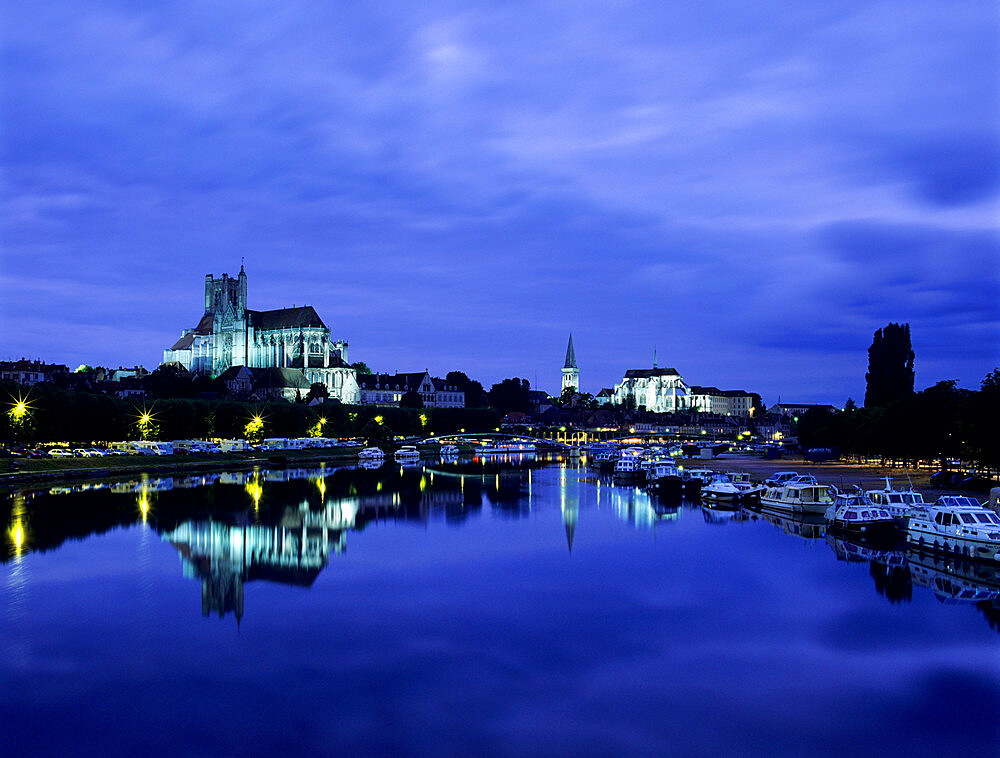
[
  {"left": 906, "top": 495, "right": 1000, "bottom": 563},
  {"left": 701, "top": 473, "right": 741, "bottom": 505},
  {"left": 824, "top": 490, "right": 898, "bottom": 541},
  {"left": 613, "top": 454, "right": 646, "bottom": 484},
  {"left": 358, "top": 446, "right": 385, "bottom": 460},
  {"left": 759, "top": 482, "right": 837, "bottom": 515},
  {"left": 646, "top": 460, "right": 684, "bottom": 498},
  {"left": 394, "top": 445, "right": 421, "bottom": 462}
]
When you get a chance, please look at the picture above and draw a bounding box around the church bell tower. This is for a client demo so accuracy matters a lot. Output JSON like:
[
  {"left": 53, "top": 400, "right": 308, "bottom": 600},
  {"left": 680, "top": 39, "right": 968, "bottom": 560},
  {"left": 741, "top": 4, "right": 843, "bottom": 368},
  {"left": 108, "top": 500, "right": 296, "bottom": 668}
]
[{"left": 561, "top": 333, "right": 579, "bottom": 394}]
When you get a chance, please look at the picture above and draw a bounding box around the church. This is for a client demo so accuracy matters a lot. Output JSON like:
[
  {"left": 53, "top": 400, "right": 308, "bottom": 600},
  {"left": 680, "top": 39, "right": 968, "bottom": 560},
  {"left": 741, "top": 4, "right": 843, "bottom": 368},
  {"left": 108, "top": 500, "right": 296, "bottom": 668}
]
[{"left": 162, "top": 267, "right": 359, "bottom": 403}]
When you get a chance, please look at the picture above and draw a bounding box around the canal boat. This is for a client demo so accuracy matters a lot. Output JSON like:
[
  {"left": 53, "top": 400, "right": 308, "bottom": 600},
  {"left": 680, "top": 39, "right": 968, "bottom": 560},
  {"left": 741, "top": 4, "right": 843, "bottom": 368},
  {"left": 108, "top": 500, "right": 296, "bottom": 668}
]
[
  {"left": 824, "top": 490, "right": 898, "bottom": 540},
  {"left": 439, "top": 444, "right": 460, "bottom": 456},
  {"left": 727, "top": 472, "right": 763, "bottom": 503},
  {"left": 479, "top": 442, "right": 536, "bottom": 454},
  {"left": 759, "top": 482, "right": 837, "bottom": 515},
  {"left": 359, "top": 446, "right": 385, "bottom": 460},
  {"left": 590, "top": 446, "right": 619, "bottom": 472},
  {"left": 701, "top": 473, "right": 741, "bottom": 504},
  {"left": 394, "top": 445, "right": 421, "bottom": 462},
  {"left": 646, "top": 460, "right": 684, "bottom": 498},
  {"left": 905, "top": 495, "right": 1000, "bottom": 563},
  {"left": 866, "top": 477, "right": 925, "bottom": 523},
  {"left": 613, "top": 454, "right": 646, "bottom": 484}
]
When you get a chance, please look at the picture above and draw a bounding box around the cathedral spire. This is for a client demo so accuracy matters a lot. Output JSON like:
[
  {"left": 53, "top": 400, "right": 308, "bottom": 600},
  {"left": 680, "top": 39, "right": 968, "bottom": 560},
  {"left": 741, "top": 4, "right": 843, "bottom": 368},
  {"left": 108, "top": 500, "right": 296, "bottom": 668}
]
[
  {"left": 653, "top": 347, "right": 657, "bottom": 369},
  {"left": 564, "top": 333, "right": 577, "bottom": 369}
]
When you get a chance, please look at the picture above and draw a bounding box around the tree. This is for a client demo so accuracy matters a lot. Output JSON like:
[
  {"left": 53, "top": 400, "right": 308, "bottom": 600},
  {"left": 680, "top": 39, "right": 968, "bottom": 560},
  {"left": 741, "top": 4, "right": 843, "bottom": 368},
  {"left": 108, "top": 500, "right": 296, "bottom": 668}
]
[
  {"left": 749, "top": 393, "right": 765, "bottom": 417},
  {"left": 306, "top": 382, "right": 329, "bottom": 403},
  {"left": 865, "top": 322, "right": 915, "bottom": 408},
  {"left": 446, "top": 370, "right": 486, "bottom": 407},
  {"left": 844, "top": 397, "right": 857, "bottom": 411},
  {"left": 350, "top": 361, "right": 372, "bottom": 375},
  {"left": 488, "top": 378, "right": 531, "bottom": 414},
  {"left": 399, "top": 390, "right": 424, "bottom": 409}
]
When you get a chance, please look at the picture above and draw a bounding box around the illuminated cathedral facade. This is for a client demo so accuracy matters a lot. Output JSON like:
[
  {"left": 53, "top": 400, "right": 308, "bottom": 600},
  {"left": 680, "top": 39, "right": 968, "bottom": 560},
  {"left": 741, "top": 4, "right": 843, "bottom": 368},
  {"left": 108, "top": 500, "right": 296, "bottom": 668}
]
[{"left": 162, "top": 267, "right": 359, "bottom": 403}]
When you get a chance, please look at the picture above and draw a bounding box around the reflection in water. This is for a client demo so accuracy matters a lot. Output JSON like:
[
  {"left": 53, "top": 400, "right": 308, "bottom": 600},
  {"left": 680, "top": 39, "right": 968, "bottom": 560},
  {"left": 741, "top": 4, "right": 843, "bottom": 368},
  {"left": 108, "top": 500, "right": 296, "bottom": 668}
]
[
  {"left": 163, "top": 498, "right": 357, "bottom": 622},
  {"left": 4, "top": 459, "right": 1000, "bottom": 633}
]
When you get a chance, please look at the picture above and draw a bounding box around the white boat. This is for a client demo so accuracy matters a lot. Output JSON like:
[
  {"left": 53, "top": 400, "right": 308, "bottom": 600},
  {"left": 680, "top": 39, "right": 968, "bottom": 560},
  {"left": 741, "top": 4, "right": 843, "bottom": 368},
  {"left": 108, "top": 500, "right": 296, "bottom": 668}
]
[
  {"left": 727, "top": 472, "right": 763, "bottom": 502},
  {"left": 613, "top": 454, "right": 645, "bottom": 484},
  {"left": 590, "top": 446, "right": 620, "bottom": 472},
  {"left": 701, "top": 473, "right": 741, "bottom": 504},
  {"left": 358, "top": 447, "right": 385, "bottom": 460},
  {"left": 759, "top": 482, "right": 837, "bottom": 515},
  {"left": 439, "top": 444, "right": 460, "bottom": 456},
  {"left": 394, "top": 445, "right": 421, "bottom": 462},
  {"left": 906, "top": 495, "right": 1000, "bottom": 563},
  {"left": 824, "top": 490, "right": 898, "bottom": 539},
  {"left": 479, "top": 442, "right": 536, "bottom": 454},
  {"left": 646, "top": 460, "right": 684, "bottom": 496},
  {"left": 865, "top": 477, "right": 925, "bottom": 523}
]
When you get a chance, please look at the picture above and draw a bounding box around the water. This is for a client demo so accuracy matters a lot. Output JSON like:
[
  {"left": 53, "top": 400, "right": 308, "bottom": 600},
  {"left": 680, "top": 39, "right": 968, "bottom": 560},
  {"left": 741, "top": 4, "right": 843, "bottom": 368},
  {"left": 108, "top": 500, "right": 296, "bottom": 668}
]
[{"left": 3, "top": 460, "right": 999, "bottom": 756}]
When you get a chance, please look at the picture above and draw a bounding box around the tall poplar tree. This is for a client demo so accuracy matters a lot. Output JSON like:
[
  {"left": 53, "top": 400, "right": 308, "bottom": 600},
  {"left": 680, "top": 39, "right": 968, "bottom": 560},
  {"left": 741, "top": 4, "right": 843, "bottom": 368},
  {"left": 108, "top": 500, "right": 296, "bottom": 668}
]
[{"left": 865, "top": 322, "right": 915, "bottom": 408}]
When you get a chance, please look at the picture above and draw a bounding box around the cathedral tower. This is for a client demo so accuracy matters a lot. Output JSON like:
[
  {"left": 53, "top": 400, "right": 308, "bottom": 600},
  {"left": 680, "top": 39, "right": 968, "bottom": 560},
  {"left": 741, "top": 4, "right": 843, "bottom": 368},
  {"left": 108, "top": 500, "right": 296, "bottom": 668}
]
[{"left": 561, "top": 333, "right": 579, "bottom": 394}]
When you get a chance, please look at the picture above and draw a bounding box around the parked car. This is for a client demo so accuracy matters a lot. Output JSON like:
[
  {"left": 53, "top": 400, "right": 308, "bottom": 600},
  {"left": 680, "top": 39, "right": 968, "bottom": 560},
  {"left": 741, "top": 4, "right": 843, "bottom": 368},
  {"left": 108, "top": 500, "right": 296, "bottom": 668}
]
[
  {"left": 959, "top": 473, "right": 999, "bottom": 492},
  {"left": 47, "top": 449, "right": 74, "bottom": 458},
  {"left": 930, "top": 470, "right": 963, "bottom": 488}
]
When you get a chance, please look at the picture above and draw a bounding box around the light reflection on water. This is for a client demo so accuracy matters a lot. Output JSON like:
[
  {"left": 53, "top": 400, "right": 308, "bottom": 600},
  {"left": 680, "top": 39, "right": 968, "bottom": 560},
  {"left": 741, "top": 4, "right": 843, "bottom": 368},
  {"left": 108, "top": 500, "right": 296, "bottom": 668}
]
[{"left": 2, "top": 459, "right": 1000, "bottom": 756}]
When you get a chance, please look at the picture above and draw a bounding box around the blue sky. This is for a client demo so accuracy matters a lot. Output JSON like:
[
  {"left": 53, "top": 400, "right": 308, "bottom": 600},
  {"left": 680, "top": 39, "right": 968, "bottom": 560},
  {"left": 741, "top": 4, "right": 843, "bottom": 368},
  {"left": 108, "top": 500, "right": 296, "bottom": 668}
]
[{"left": 1, "top": 1, "right": 997, "bottom": 403}]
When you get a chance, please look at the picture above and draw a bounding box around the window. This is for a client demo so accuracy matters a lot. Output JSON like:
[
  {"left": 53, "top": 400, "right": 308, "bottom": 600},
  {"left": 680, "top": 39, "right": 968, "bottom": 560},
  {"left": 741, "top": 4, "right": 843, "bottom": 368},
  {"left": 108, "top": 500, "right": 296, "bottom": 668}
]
[{"left": 960, "top": 513, "right": 976, "bottom": 524}]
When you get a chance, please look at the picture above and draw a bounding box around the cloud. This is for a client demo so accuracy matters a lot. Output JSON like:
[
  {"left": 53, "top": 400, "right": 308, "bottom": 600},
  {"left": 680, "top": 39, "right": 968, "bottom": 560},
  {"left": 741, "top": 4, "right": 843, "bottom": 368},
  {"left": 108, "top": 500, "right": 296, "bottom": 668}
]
[{"left": 1, "top": 0, "right": 997, "bottom": 401}]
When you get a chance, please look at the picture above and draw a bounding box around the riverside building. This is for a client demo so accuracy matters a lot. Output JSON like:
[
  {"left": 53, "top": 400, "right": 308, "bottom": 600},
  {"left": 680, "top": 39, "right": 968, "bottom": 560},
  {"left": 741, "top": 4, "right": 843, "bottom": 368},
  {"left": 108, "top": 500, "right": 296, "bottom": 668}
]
[{"left": 162, "top": 267, "right": 359, "bottom": 403}]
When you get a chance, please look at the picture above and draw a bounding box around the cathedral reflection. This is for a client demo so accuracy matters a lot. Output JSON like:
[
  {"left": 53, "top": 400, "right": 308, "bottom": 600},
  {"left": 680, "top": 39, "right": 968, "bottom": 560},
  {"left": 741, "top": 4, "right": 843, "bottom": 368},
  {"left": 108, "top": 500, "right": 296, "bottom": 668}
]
[{"left": 162, "top": 497, "right": 357, "bottom": 622}]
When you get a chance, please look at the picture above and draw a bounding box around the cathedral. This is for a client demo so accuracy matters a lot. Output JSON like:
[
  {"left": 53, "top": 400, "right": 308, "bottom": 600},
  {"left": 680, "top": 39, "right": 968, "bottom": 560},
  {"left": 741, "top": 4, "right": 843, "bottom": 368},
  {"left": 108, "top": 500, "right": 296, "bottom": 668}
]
[{"left": 162, "top": 267, "right": 359, "bottom": 403}]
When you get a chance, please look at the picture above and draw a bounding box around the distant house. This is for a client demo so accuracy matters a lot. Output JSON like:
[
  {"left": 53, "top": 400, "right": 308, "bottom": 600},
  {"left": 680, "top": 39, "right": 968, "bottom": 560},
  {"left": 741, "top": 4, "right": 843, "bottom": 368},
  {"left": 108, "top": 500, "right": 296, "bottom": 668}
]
[
  {"left": 357, "top": 372, "right": 464, "bottom": 408},
  {"left": 771, "top": 403, "right": 838, "bottom": 418},
  {"left": 594, "top": 388, "right": 615, "bottom": 406},
  {"left": 0, "top": 359, "right": 69, "bottom": 385}
]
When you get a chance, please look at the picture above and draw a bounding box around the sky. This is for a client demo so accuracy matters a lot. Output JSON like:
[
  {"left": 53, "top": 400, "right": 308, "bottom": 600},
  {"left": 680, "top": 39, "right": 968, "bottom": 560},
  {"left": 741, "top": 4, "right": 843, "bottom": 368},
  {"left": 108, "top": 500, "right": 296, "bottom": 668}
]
[{"left": 1, "top": 0, "right": 998, "bottom": 404}]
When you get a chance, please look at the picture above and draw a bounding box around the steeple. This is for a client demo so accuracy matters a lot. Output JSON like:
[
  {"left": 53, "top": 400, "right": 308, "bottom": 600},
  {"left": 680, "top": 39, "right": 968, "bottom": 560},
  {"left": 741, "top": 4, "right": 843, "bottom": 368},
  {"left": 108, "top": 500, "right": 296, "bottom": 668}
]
[
  {"left": 653, "top": 347, "right": 657, "bottom": 369},
  {"left": 564, "top": 333, "right": 577, "bottom": 369},
  {"left": 561, "top": 333, "right": 580, "bottom": 394}
]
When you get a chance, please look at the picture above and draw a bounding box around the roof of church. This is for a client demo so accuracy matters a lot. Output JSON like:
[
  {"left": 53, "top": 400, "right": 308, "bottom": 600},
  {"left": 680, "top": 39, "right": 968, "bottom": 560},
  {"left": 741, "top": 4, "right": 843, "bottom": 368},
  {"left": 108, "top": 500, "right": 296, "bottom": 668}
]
[
  {"left": 564, "top": 334, "right": 577, "bottom": 369},
  {"left": 168, "top": 313, "right": 215, "bottom": 351},
  {"left": 248, "top": 306, "right": 327, "bottom": 331},
  {"left": 624, "top": 368, "right": 680, "bottom": 378}
]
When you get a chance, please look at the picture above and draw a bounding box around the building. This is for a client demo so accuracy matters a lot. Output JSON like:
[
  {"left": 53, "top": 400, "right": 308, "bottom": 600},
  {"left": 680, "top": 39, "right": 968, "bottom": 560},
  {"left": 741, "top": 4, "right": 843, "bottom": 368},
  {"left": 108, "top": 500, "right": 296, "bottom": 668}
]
[
  {"left": 687, "top": 386, "right": 755, "bottom": 417},
  {"left": 0, "top": 359, "right": 68, "bottom": 385},
  {"left": 357, "top": 372, "right": 465, "bottom": 408},
  {"left": 612, "top": 367, "right": 689, "bottom": 413},
  {"left": 561, "top": 334, "right": 579, "bottom": 394},
  {"left": 772, "top": 403, "right": 838, "bottom": 419},
  {"left": 162, "top": 267, "right": 359, "bottom": 403}
]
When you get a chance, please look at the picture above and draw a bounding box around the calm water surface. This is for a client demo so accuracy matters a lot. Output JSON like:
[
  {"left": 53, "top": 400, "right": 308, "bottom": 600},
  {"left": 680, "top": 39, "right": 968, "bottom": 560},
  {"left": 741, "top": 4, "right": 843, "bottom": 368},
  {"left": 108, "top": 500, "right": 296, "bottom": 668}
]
[{"left": 3, "top": 459, "right": 999, "bottom": 757}]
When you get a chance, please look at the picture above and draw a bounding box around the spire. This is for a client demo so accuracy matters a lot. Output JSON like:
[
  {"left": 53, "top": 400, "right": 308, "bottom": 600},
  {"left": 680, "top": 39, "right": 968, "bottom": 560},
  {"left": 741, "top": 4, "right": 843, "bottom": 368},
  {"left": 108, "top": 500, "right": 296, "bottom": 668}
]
[
  {"left": 563, "top": 333, "right": 577, "bottom": 369},
  {"left": 653, "top": 347, "right": 657, "bottom": 369}
]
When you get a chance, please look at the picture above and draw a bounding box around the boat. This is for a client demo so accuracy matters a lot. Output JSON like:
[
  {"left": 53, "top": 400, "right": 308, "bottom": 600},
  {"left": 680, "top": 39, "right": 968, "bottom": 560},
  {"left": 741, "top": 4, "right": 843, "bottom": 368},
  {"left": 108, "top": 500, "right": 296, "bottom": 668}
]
[
  {"left": 590, "top": 446, "right": 619, "bottom": 472},
  {"left": 701, "top": 473, "right": 741, "bottom": 504},
  {"left": 646, "top": 460, "right": 684, "bottom": 498},
  {"left": 479, "top": 442, "right": 536, "bottom": 454},
  {"left": 905, "top": 495, "right": 1000, "bottom": 563},
  {"left": 394, "top": 445, "right": 421, "bottom": 462},
  {"left": 358, "top": 447, "right": 385, "bottom": 460},
  {"left": 759, "top": 482, "right": 837, "bottom": 515},
  {"left": 865, "top": 477, "right": 924, "bottom": 523},
  {"left": 613, "top": 454, "right": 646, "bottom": 484},
  {"left": 439, "top": 444, "right": 460, "bottom": 456},
  {"left": 727, "top": 472, "right": 763, "bottom": 503},
  {"left": 823, "top": 490, "right": 898, "bottom": 540}
]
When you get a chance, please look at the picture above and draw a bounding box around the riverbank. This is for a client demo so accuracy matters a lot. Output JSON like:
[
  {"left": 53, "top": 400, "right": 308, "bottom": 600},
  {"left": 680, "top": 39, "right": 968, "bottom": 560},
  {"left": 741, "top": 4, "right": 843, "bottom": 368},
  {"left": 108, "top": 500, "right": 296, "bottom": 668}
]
[{"left": 0, "top": 441, "right": 475, "bottom": 491}]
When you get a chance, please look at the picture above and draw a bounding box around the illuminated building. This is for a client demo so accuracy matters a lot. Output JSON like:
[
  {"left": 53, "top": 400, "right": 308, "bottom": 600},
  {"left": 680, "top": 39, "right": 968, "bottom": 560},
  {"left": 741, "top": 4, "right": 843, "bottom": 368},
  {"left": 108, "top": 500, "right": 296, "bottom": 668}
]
[
  {"left": 162, "top": 266, "right": 359, "bottom": 402},
  {"left": 561, "top": 334, "right": 579, "bottom": 394}
]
